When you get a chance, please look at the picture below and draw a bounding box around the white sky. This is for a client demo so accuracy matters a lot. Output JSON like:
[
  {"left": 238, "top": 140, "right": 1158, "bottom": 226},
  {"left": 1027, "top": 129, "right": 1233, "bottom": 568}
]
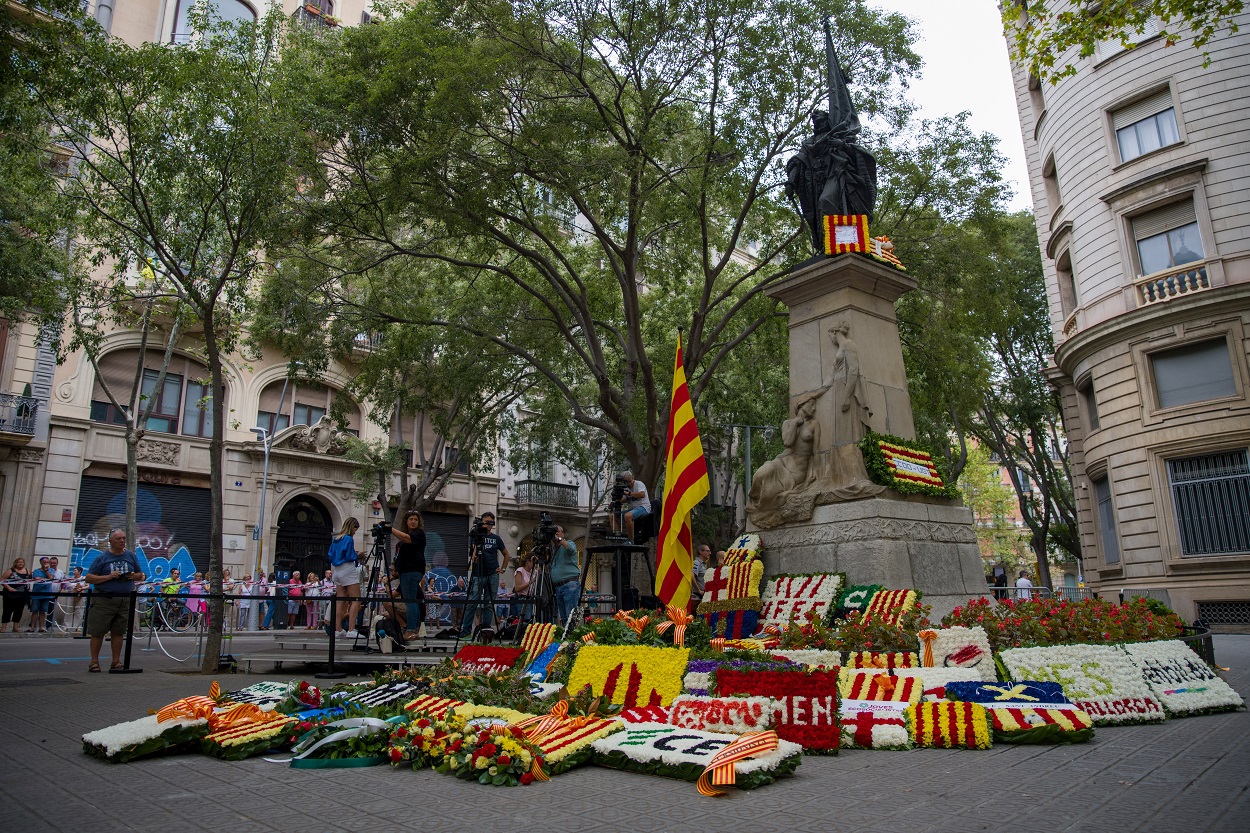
[{"left": 871, "top": 0, "right": 1033, "bottom": 211}]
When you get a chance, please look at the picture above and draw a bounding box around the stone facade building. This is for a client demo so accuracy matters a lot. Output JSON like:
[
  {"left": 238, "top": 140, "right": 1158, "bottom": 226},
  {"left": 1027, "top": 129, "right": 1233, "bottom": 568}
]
[
  {"left": 0, "top": 0, "right": 599, "bottom": 596},
  {"left": 1007, "top": 8, "right": 1250, "bottom": 625}
]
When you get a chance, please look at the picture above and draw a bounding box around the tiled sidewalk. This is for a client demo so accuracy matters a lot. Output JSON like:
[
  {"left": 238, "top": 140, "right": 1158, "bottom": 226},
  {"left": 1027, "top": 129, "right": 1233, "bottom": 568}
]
[{"left": 1, "top": 637, "right": 1247, "bottom": 833}]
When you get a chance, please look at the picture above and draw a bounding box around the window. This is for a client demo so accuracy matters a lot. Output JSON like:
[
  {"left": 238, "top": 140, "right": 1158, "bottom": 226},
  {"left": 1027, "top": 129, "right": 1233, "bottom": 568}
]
[
  {"left": 1167, "top": 449, "right": 1250, "bottom": 556},
  {"left": 293, "top": 403, "right": 326, "bottom": 427},
  {"left": 1080, "top": 382, "right": 1100, "bottom": 431},
  {"left": 1113, "top": 89, "right": 1180, "bottom": 163},
  {"left": 89, "top": 400, "right": 127, "bottom": 425},
  {"left": 255, "top": 411, "right": 289, "bottom": 435},
  {"left": 139, "top": 370, "right": 182, "bottom": 433},
  {"left": 1095, "top": 6, "right": 1161, "bottom": 62},
  {"left": 1092, "top": 475, "right": 1121, "bottom": 565},
  {"left": 172, "top": 0, "right": 257, "bottom": 43},
  {"left": 1042, "top": 153, "right": 1061, "bottom": 213},
  {"left": 1150, "top": 339, "right": 1237, "bottom": 409},
  {"left": 1056, "top": 250, "right": 1078, "bottom": 319},
  {"left": 445, "top": 446, "right": 471, "bottom": 475},
  {"left": 182, "top": 380, "right": 213, "bottom": 438},
  {"left": 1132, "top": 201, "right": 1203, "bottom": 276}
]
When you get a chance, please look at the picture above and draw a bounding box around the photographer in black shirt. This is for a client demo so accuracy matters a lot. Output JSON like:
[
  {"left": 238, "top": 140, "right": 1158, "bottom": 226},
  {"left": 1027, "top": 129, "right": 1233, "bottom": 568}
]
[{"left": 460, "top": 511, "right": 509, "bottom": 638}]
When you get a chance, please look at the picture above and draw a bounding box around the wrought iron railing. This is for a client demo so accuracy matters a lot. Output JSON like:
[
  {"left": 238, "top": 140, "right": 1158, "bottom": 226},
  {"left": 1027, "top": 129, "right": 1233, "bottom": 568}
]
[
  {"left": 0, "top": 394, "right": 38, "bottom": 435},
  {"left": 515, "top": 479, "right": 579, "bottom": 508},
  {"left": 1135, "top": 262, "right": 1209, "bottom": 306}
]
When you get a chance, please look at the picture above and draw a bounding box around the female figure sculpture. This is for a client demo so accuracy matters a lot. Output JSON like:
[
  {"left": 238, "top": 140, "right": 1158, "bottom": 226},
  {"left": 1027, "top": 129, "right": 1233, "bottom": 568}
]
[
  {"left": 747, "top": 390, "right": 823, "bottom": 516},
  {"left": 829, "top": 320, "right": 872, "bottom": 444}
]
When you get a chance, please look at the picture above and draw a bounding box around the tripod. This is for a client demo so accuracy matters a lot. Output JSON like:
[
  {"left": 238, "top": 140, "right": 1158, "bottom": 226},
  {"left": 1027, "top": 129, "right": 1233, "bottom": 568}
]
[
  {"left": 352, "top": 526, "right": 395, "bottom": 653},
  {"left": 457, "top": 532, "right": 499, "bottom": 642},
  {"left": 526, "top": 543, "right": 556, "bottom": 625}
]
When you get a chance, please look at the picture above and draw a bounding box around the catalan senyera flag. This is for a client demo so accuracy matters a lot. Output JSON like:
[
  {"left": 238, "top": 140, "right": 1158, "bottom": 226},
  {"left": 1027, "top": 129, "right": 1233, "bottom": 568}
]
[{"left": 654, "top": 332, "right": 710, "bottom": 611}]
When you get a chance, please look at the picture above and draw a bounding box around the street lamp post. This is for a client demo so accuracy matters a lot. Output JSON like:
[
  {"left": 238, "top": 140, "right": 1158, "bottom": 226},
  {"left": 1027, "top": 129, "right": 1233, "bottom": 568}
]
[{"left": 248, "top": 425, "right": 270, "bottom": 631}]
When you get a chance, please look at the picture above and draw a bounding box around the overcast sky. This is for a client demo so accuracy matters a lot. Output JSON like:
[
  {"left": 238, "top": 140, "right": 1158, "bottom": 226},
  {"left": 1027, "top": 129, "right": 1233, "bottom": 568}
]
[{"left": 872, "top": 0, "right": 1033, "bottom": 211}]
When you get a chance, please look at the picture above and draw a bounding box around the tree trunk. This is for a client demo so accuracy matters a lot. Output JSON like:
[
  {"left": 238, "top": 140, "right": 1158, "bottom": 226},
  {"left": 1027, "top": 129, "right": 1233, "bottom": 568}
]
[
  {"left": 200, "top": 323, "right": 226, "bottom": 674},
  {"left": 125, "top": 426, "right": 140, "bottom": 551}
]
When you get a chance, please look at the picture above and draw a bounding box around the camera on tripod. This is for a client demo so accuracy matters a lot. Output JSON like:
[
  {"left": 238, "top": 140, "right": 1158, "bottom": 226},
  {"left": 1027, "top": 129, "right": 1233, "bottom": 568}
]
[
  {"left": 371, "top": 521, "right": 391, "bottom": 538},
  {"left": 470, "top": 515, "right": 489, "bottom": 537},
  {"left": 609, "top": 474, "right": 630, "bottom": 513},
  {"left": 529, "top": 512, "right": 556, "bottom": 563}
]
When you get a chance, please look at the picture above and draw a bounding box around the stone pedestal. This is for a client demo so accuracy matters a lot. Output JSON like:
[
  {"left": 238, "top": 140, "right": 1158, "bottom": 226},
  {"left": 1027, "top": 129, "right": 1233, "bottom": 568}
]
[
  {"left": 755, "top": 496, "right": 987, "bottom": 618},
  {"left": 751, "top": 253, "right": 988, "bottom": 615}
]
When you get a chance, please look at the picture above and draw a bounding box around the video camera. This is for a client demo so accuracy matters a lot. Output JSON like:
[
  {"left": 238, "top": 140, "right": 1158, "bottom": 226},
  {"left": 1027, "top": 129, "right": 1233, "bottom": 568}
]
[
  {"left": 529, "top": 512, "right": 556, "bottom": 563},
  {"left": 470, "top": 515, "right": 490, "bottom": 537},
  {"left": 371, "top": 521, "right": 392, "bottom": 538},
  {"left": 609, "top": 474, "right": 630, "bottom": 513}
]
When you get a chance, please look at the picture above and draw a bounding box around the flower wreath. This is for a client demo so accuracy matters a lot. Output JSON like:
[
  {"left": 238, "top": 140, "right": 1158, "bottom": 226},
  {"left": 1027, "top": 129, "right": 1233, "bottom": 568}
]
[
  {"left": 891, "top": 666, "right": 982, "bottom": 700},
  {"left": 839, "top": 671, "right": 920, "bottom": 703},
  {"left": 452, "top": 645, "right": 527, "bottom": 675},
  {"left": 845, "top": 650, "right": 919, "bottom": 669},
  {"left": 758, "top": 572, "right": 844, "bottom": 629},
  {"left": 769, "top": 649, "right": 842, "bottom": 670},
  {"left": 389, "top": 714, "right": 467, "bottom": 770},
  {"left": 907, "top": 701, "right": 992, "bottom": 749},
  {"left": 668, "top": 695, "right": 775, "bottom": 735},
  {"left": 222, "top": 681, "right": 290, "bottom": 711},
  {"left": 835, "top": 584, "right": 883, "bottom": 619},
  {"left": 999, "top": 644, "right": 1164, "bottom": 726},
  {"left": 859, "top": 431, "right": 959, "bottom": 498},
  {"left": 917, "top": 625, "right": 992, "bottom": 674},
  {"left": 590, "top": 723, "right": 802, "bottom": 790},
  {"left": 566, "top": 645, "right": 689, "bottom": 708},
  {"left": 436, "top": 723, "right": 548, "bottom": 786},
  {"left": 722, "top": 533, "right": 762, "bottom": 566},
  {"left": 83, "top": 714, "right": 211, "bottom": 764},
  {"left": 839, "top": 700, "right": 912, "bottom": 750},
  {"left": 860, "top": 589, "right": 918, "bottom": 626},
  {"left": 714, "top": 667, "right": 840, "bottom": 752},
  {"left": 1124, "top": 640, "right": 1245, "bottom": 717}
]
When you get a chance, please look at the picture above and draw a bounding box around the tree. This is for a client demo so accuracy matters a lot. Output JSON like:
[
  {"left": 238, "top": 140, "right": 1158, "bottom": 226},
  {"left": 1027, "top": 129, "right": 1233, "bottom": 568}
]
[
  {"left": 42, "top": 9, "right": 312, "bottom": 671},
  {"left": 272, "top": 0, "right": 923, "bottom": 488},
  {"left": 1005, "top": 0, "right": 1245, "bottom": 84},
  {"left": 957, "top": 444, "right": 1030, "bottom": 570}
]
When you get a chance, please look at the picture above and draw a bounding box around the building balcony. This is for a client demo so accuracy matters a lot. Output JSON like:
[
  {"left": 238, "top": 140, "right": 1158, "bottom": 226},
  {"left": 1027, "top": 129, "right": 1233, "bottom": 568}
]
[
  {"left": 1135, "top": 261, "right": 1210, "bottom": 307},
  {"left": 0, "top": 394, "right": 39, "bottom": 442},
  {"left": 514, "top": 479, "right": 579, "bottom": 509}
]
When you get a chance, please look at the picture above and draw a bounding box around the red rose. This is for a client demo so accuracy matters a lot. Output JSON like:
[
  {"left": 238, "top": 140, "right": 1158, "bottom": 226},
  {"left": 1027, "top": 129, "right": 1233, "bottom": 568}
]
[
  {"left": 497, "top": 754, "right": 512, "bottom": 766},
  {"left": 520, "top": 772, "right": 534, "bottom": 785}
]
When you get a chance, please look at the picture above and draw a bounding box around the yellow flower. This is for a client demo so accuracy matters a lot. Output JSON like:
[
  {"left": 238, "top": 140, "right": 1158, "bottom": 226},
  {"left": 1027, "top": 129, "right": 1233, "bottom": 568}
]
[
  {"left": 566, "top": 645, "right": 690, "bottom": 707},
  {"left": 475, "top": 757, "right": 489, "bottom": 770}
]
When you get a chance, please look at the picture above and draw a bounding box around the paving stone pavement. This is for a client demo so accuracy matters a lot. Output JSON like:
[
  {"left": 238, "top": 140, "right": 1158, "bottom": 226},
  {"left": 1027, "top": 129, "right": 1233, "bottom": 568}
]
[{"left": 1, "top": 635, "right": 1248, "bottom": 833}]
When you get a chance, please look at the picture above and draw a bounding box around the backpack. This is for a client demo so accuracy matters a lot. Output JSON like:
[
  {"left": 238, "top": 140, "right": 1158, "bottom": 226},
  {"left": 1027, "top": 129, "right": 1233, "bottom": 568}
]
[
  {"left": 374, "top": 615, "right": 406, "bottom": 653},
  {"left": 328, "top": 535, "right": 354, "bottom": 566}
]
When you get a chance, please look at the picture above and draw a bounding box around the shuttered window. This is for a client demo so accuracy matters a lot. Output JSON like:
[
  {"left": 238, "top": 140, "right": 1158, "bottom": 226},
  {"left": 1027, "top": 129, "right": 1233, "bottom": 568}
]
[
  {"left": 1131, "top": 200, "right": 1203, "bottom": 275},
  {"left": 1150, "top": 339, "right": 1237, "bottom": 409},
  {"left": 1113, "top": 89, "right": 1179, "bottom": 162},
  {"left": 1093, "top": 475, "right": 1121, "bottom": 565},
  {"left": 1168, "top": 450, "right": 1250, "bottom": 556},
  {"left": 1095, "top": 9, "right": 1161, "bottom": 62}
]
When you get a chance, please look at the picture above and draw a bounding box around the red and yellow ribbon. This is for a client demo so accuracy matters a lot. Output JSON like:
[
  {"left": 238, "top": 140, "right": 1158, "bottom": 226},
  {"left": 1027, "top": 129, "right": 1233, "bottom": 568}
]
[
  {"left": 917, "top": 629, "right": 937, "bottom": 668},
  {"left": 156, "top": 695, "right": 216, "bottom": 723},
  {"left": 654, "top": 605, "right": 693, "bottom": 647},
  {"left": 695, "top": 730, "right": 779, "bottom": 797},
  {"left": 581, "top": 632, "right": 597, "bottom": 644}
]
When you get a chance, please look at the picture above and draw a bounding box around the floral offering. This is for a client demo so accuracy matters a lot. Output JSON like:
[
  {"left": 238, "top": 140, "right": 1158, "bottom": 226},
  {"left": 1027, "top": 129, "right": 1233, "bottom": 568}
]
[
  {"left": 203, "top": 715, "right": 300, "bottom": 761},
  {"left": 566, "top": 645, "right": 690, "bottom": 708},
  {"left": 839, "top": 671, "right": 920, "bottom": 703},
  {"left": 1124, "top": 640, "right": 1245, "bottom": 716},
  {"left": 941, "top": 597, "right": 1183, "bottom": 651},
  {"left": 668, "top": 696, "right": 776, "bottom": 734},
  {"left": 83, "top": 714, "right": 210, "bottom": 763},
  {"left": 839, "top": 701, "right": 912, "bottom": 750},
  {"left": 836, "top": 584, "right": 883, "bottom": 617},
  {"left": 759, "top": 572, "right": 844, "bottom": 629},
  {"left": 891, "top": 666, "right": 982, "bottom": 700},
  {"left": 452, "top": 645, "right": 527, "bottom": 675},
  {"left": 862, "top": 589, "right": 918, "bottom": 626},
  {"left": 520, "top": 623, "right": 560, "bottom": 663},
  {"left": 715, "top": 667, "right": 840, "bottom": 752},
  {"left": 907, "top": 701, "right": 991, "bottom": 749},
  {"left": 917, "top": 625, "right": 993, "bottom": 673},
  {"left": 770, "top": 649, "right": 842, "bottom": 669},
  {"left": 845, "top": 650, "right": 918, "bottom": 669},
  {"left": 986, "top": 706, "right": 1094, "bottom": 744},
  {"left": 721, "top": 533, "right": 762, "bottom": 565},
  {"left": 388, "top": 714, "right": 468, "bottom": 770},
  {"left": 437, "top": 723, "right": 548, "bottom": 786},
  {"left": 999, "top": 644, "right": 1164, "bottom": 725},
  {"left": 590, "top": 723, "right": 802, "bottom": 788}
]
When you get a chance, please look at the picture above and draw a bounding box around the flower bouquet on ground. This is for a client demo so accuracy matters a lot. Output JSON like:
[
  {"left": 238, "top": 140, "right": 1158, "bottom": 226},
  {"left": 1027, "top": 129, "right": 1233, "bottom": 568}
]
[
  {"left": 388, "top": 713, "right": 467, "bottom": 770},
  {"left": 436, "top": 724, "right": 548, "bottom": 786},
  {"left": 273, "top": 680, "right": 323, "bottom": 714},
  {"left": 83, "top": 714, "right": 211, "bottom": 763}
]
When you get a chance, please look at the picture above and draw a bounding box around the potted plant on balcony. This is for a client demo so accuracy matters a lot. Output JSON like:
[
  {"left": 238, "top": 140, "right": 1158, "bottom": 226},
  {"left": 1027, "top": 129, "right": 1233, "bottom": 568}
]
[
  {"left": 323, "top": 15, "right": 340, "bottom": 26},
  {"left": 303, "top": 3, "right": 321, "bottom": 15}
]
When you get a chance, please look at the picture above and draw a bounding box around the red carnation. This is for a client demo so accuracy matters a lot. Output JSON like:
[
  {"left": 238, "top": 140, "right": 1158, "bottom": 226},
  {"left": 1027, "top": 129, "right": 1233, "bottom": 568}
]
[
  {"left": 416, "top": 718, "right": 430, "bottom": 728},
  {"left": 497, "top": 754, "right": 512, "bottom": 766},
  {"left": 481, "top": 743, "right": 498, "bottom": 757},
  {"left": 510, "top": 726, "right": 524, "bottom": 738},
  {"left": 449, "top": 739, "right": 462, "bottom": 752},
  {"left": 394, "top": 727, "right": 407, "bottom": 738},
  {"left": 389, "top": 747, "right": 403, "bottom": 763},
  {"left": 520, "top": 772, "right": 535, "bottom": 785}
]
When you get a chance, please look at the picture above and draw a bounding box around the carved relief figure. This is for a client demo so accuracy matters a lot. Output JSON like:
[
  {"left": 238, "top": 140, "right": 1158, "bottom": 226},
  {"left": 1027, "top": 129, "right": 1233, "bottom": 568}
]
[
  {"left": 828, "top": 320, "right": 872, "bottom": 444},
  {"left": 288, "top": 415, "right": 348, "bottom": 456},
  {"left": 747, "top": 390, "right": 823, "bottom": 516}
]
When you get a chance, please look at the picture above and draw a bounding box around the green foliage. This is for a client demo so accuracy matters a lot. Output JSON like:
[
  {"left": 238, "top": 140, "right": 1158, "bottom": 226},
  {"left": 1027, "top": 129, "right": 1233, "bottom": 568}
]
[
  {"left": 942, "top": 596, "right": 1184, "bottom": 651},
  {"left": 425, "top": 665, "right": 549, "bottom": 714},
  {"left": 1006, "top": 0, "right": 1245, "bottom": 85},
  {"left": 779, "top": 606, "right": 933, "bottom": 653},
  {"left": 859, "top": 431, "right": 960, "bottom": 498}
]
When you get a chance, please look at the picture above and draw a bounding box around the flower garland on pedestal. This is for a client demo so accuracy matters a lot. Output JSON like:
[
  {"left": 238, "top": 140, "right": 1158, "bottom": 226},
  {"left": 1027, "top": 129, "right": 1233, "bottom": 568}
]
[
  {"left": 668, "top": 696, "right": 775, "bottom": 734},
  {"left": 759, "top": 573, "right": 844, "bottom": 629},
  {"left": 566, "top": 645, "right": 690, "bottom": 708},
  {"left": 861, "top": 590, "right": 918, "bottom": 626},
  {"left": 590, "top": 723, "right": 802, "bottom": 789},
  {"left": 452, "top": 645, "right": 527, "bottom": 675},
  {"left": 835, "top": 584, "right": 883, "bottom": 619},
  {"left": 1124, "top": 640, "right": 1245, "bottom": 716},
  {"left": 907, "top": 701, "right": 992, "bottom": 749},
  {"left": 714, "top": 668, "right": 841, "bottom": 752},
  {"left": 999, "top": 644, "right": 1164, "bottom": 725}
]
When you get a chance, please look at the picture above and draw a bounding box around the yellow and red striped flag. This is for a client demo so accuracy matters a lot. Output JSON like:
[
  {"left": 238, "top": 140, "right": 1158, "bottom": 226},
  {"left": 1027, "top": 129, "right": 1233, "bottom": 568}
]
[{"left": 654, "top": 332, "right": 710, "bottom": 610}]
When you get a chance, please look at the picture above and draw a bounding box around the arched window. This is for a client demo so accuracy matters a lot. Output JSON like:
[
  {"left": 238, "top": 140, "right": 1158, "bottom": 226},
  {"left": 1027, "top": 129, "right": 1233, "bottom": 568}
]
[
  {"left": 172, "top": 0, "right": 257, "bottom": 44},
  {"left": 255, "top": 379, "right": 361, "bottom": 436},
  {"left": 89, "top": 349, "right": 221, "bottom": 439}
]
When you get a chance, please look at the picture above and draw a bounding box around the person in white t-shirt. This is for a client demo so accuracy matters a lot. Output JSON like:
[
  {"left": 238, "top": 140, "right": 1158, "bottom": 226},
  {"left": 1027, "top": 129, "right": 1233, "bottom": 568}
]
[{"left": 1015, "top": 570, "right": 1035, "bottom": 601}]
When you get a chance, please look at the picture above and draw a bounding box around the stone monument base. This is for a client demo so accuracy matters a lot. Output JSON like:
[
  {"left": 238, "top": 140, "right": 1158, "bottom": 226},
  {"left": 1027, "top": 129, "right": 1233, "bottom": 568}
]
[{"left": 752, "top": 495, "right": 989, "bottom": 619}]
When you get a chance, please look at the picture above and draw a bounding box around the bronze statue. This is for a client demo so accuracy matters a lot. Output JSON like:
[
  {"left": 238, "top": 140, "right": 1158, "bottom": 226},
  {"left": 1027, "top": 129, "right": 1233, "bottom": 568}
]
[{"left": 785, "top": 20, "right": 878, "bottom": 253}]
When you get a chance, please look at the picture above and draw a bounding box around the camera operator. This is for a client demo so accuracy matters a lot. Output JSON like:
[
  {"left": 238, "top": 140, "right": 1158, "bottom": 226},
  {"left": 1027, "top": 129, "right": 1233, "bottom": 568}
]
[
  {"left": 550, "top": 526, "right": 581, "bottom": 625},
  {"left": 459, "top": 511, "right": 509, "bottom": 638},
  {"left": 620, "top": 471, "right": 652, "bottom": 541}
]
